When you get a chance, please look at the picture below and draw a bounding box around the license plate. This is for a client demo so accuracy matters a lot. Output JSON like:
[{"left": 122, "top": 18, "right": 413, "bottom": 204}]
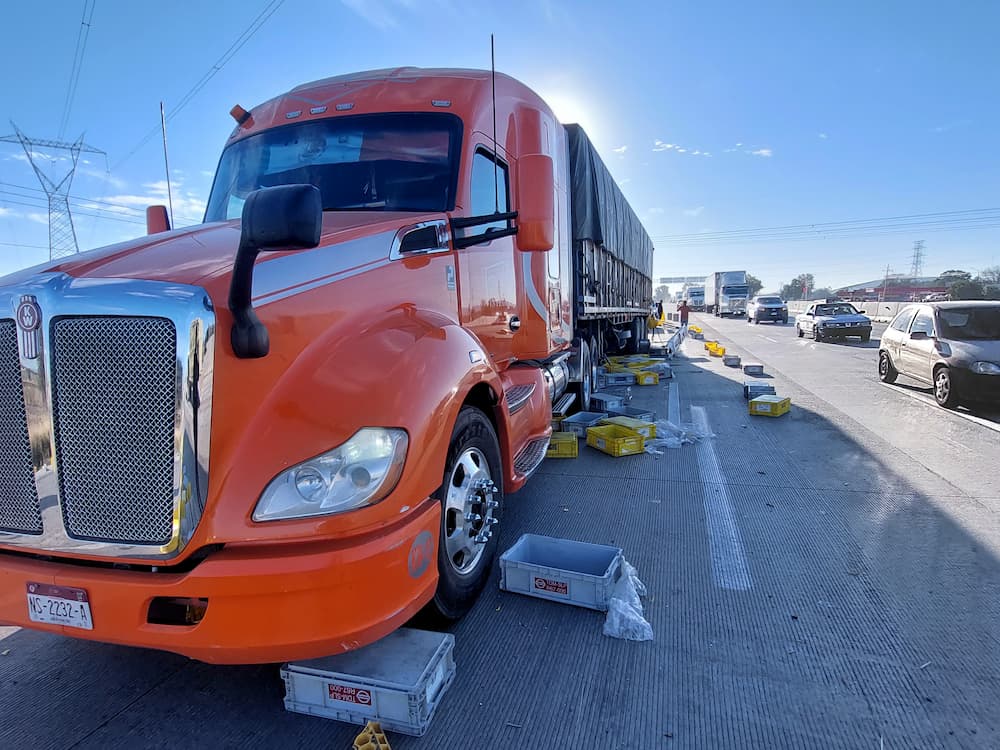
[{"left": 26, "top": 583, "right": 93, "bottom": 630}]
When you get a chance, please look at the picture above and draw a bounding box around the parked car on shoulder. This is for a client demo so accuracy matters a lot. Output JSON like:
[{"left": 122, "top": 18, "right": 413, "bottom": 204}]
[
  {"left": 796, "top": 301, "right": 872, "bottom": 342},
  {"left": 747, "top": 295, "right": 788, "bottom": 324},
  {"left": 879, "top": 301, "right": 1000, "bottom": 408}
]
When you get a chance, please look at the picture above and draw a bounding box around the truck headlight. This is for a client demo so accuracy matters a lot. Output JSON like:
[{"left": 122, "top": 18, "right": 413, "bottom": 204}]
[
  {"left": 253, "top": 428, "right": 408, "bottom": 521},
  {"left": 972, "top": 361, "right": 1000, "bottom": 375}
]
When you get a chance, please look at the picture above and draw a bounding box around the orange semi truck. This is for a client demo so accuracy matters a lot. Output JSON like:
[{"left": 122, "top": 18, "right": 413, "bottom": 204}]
[{"left": 0, "top": 68, "right": 653, "bottom": 663}]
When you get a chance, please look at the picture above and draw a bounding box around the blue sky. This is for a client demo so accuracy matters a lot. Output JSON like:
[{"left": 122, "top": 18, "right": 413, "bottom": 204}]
[{"left": 1, "top": 0, "right": 998, "bottom": 293}]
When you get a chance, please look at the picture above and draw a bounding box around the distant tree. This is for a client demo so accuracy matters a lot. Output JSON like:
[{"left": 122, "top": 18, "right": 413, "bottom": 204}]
[
  {"left": 948, "top": 279, "right": 985, "bottom": 300},
  {"left": 653, "top": 285, "right": 670, "bottom": 302},
  {"left": 937, "top": 269, "right": 972, "bottom": 284},
  {"left": 779, "top": 273, "right": 815, "bottom": 301},
  {"left": 977, "top": 266, "right": 1000, "bottom": 284},
  {"left": 746, "top": 274, "right": 763, "bottom": 297},
  {"left": 811, "top": 287, "right": 833, "bottom": 300}
]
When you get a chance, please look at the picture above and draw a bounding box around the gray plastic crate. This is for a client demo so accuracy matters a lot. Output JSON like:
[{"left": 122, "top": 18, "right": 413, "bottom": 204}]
[
  {"left": 590, "top": 392, "right": 624, "bottom": 411},
  {"left": 743, "top": 363, "right": 765, "bottom": 376},
  {"left": 607, "top": 405, "right": 657, "bottom": 422},
  {"left": 743, "top": 379, "right": 776, "bottom": 400},
  {"left": 723, "top": 354, "right": 741, "bottom": 367},
  {"left": 603, "top": 371, "right": 637, "bottom": 386},
  {"left": 560, "top": 411, "right": 609, "bottom": 438},
  {"left": 280, "top": 629, "right": 455, "bottom": 736},
  {"left": 500, "top": 533, "right": 623, "bottom": 611}
]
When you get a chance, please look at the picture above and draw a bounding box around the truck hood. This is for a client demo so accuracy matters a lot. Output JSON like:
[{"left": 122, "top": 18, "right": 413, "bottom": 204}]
[
  {"left": 0, "top": 212, "right": 436, "bottom": 289},
  {"left": 813, "top": 314, "right": 871, "bottom": 324}
]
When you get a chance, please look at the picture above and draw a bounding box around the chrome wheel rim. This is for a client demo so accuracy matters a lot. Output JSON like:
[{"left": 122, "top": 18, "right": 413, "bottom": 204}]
[
  {"left": 879, "top": 355, "right": 888, "bottom": 378},
  {"left": 581, "top": 342, "right": 592, "bottom": 408},
  {"left": 935, "top": 371, "right": 950, "bottom": 402},
  {"left": 443, "top": 447, "right": 497, "bottom": 575}
]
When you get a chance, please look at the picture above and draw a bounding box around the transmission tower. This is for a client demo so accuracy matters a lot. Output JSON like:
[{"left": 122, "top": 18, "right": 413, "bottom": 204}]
[
  {"left": 0, "top": 122, "right": 106, "bottom": 260},
  {"left": 909, "top": 240, "right": 925, "bottom": 278}
]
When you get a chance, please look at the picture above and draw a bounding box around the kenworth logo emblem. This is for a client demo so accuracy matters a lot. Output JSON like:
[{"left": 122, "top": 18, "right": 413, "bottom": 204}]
[{"left": 15, "top": 295, "right": 42, "bottom": 359}]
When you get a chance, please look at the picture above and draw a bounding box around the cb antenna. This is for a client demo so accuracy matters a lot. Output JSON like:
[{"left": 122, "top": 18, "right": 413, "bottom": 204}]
[{"left": 491, "top": 33, "right": 499, "bottom": 214}]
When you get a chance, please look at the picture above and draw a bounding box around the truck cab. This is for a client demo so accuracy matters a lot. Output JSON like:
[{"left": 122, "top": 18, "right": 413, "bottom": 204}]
[{"left": 0, "top": 68, "right": 652, "bottom": 663}]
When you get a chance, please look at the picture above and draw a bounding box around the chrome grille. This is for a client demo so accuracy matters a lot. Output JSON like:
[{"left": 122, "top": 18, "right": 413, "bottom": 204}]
[
  {"left": 51, "top": 317, "right": 177, "bottom": 544},
  {"left": 0, "top": 320, "right": 42, "bottom": 534}
]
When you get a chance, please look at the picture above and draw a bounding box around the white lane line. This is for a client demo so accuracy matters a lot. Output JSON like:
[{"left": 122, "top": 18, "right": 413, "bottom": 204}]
[
  {"left": 878, "top": 382, "right": 1000, "bottom": 433},
  {"left": 668, "top": 377, "right": 680, "bottom": 424},
  {"left": 691, "top": 406, "right": 753, "bottom": 591},
  {"left": 763, "top": 336, "right": 779, "bottom": 343}
]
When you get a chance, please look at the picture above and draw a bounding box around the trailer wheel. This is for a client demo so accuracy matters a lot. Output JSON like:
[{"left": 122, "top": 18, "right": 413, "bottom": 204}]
[
  {"left": 624, "top": 317, "right": 643, "bottom": 354},
  {"left": 428, "top": 406, "right": 503, "bottom": 621}
]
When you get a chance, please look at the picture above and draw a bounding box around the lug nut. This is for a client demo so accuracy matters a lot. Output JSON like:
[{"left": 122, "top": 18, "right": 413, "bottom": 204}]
[
  {"left": 487, "top": 499, "right": 500, "bottom": 509},
  {"left": 464, "top": 512, "right": 482, "bottom": 523}
]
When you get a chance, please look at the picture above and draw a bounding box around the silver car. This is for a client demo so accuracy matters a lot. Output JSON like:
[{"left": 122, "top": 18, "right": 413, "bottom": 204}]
[
  {"left": 879, "top": 301, "right": 1000, "bottom": 408},
  {"left": 747, "top": 295, "right": 788, "bottom": 324}
]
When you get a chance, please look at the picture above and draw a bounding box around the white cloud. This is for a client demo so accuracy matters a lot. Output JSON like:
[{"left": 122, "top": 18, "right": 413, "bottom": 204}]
[
  {"left": 702, "top": 152, "right": 712, "bottom": 157},
  {"left": 652, "top": 139, "right": 674, "bottom": 152},
  {"left": 818, "top": 132, "right": 828, "bottom": 139},
  {"left": 200, "top": 170, "right": 215, "bottom": 178},
  {"left": 750, "top": 148, "right": 773, "bottom": 157},
  {"left": 612, "top": 145, "right": 627, "bottom": 154},
  {"left": 735, "top": 142, "right": 743, "bottom": 147},
  {"left": 691, "top": 149, "right": 701, "bottom": 155},
  {"left": 676, "top": 148, "right": 687, "bottom": 153},
  {"left": 0, "top": 207, "right": 13, "bottom": 217},
  {"left": 617, "top": 178, "right": 631, "bottom": 186},
  {"left": 683, "top": 206, "right": 704, "bottom": 217},
  {"left": 723, "top": 148, "right": 738, "bottom": 153},
  {"left": 340, "top": 0, "right": 400, "bottom": 29},
  {"left": 648, "top": 207, "right": 664, "bottom": 215},
  {"left": 26, "top": 212, "right": 49, "bottom": 225}
]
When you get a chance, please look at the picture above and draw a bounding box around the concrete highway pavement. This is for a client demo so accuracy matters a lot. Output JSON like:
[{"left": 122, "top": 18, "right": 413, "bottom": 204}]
[
  {"left": 2, "top": 322, "right": 1000, "bottom": 748},
  {"left": 690, "top": 312, "right": 1000, "bottom": 501}
]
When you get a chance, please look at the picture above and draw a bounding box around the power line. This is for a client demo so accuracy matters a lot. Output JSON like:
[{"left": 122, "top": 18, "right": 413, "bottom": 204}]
[
  {"left": 651, "top": 207, "right": 1000, "bottom": 244},
  {"left": 58, "top": 0, "right": 97, "bottom": 140},
  {"left": 0, "top": 194, "right": 145, "bottom": 226},
  {"left": 0, "top": 181, "right": 201, "bottom": 224},
  {"left": 111, "top": 0, "right": 286, "bottom": 171}
]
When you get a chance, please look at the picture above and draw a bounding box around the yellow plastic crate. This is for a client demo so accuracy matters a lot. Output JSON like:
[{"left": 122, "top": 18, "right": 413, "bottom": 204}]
[
  {"left": 600, "top": 415, "right": 656, "bottom": 439},
  {"left": 704, "top": 341, "right": 717, "bottom": 350},
  {"left": 710, "top": 346, "right": 725, "bottom": 357},
  {"left": 688, "top": 325, "right": 702, "bottom": 334},
  {"left": 603, "top": 363, "right": 629, "bottom": 373},
  {"left": 635, "top": 370, "right": 660, "bottom": 385},
  {"left": 626, "top": 360, "right": 657, "bottom": 370},
  {"left": 749, "top": 395, "right": 791, "bottom": 417},
  {"left": 546, "top": 432, "right": 579, "bottom": 458},
  {"left": 586, "top": 424, "right": 645, "bottom": 457}
]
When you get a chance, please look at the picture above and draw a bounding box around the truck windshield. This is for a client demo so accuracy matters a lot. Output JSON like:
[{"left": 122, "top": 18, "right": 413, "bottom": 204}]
[
  {"left": 204, "top": 112, "right": 463, "bottom": 221},
  {"left": 723, "top": 285, "right": 749, "bottom": 296}
]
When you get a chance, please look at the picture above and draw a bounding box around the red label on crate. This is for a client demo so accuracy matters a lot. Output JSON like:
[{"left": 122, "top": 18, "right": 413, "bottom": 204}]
[
  {"left": 327, "top": 683, "right": 372, "bottom": 705},
  {"left": 533, "top": 577, "right": 569, "bottom": 596}
]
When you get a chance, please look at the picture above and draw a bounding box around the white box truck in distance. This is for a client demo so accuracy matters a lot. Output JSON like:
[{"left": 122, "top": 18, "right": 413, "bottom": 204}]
[{"left": 705, "top": 271, "right": 749, "bottom": 316}]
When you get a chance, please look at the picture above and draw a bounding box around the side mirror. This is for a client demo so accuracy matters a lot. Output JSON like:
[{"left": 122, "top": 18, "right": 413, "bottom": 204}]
[
  {"left": 909, "top": 331, "right": 929, "bottom": 341},
  {"left": 146, "top": 205, "right": 171, "bottom": 234},
  {"left": 805, "top": 312, "right": 813, "bottom": 317},
  {"left": 515, "top": 154, "right": 554, "bottom": 252},
  {"left": 229, "top": 185, "right": 322, "bottom": 358}
]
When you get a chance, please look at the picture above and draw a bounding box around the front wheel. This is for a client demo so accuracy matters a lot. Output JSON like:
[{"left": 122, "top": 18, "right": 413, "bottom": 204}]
[
  {"left": 429, "top": 407, "right": 504, "bottom": 621},
  {"left": 574, "top": 338, "right": 594, "bottom": 410},
  {"left": 796, "top": 325, "right": 804, "bottom": 338},
  {"left": 814, "top": 327, "right": 823, "bottom": 342},
  {"left": 934, "top": 367, "right": 960, "bottom": 409},
  {"left": 878, "top": 351, "right": 898, "bottom": 383}
]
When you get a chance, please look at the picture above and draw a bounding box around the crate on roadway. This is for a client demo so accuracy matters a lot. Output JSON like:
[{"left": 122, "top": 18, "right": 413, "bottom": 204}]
[
  {"left": 546, "top": 431, "right": 579, "bottom": 458},
  {"left": 744, "top": 380, "right": 776, "bottom": 400},
  {"left": 500, "top": 533, "right": 623, "bottom": 611},
  {"left": 586, "top": 423, "right": 646, "bottom": 457},
  {"left": 281, "top": 628, "right": 455, "bottom": 737},
  {"left": 561, "top": 411, "right": 609, "bottom": 438},
  {"left": 590, "top": 392, "right": 625, "bottom": 411},
  {"left": 749, "top": 395, "right": 791, "bottom": 417},
  {"left": 607, "top": 404, "right": 657, "bottom": 422}
]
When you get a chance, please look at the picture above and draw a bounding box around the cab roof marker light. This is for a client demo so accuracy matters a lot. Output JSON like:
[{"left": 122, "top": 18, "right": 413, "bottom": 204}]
[
  {"left": 336, "top": 103, "right": 354, "bottom": 111},
  {"left": 432, "top": 100, "right": 452, "bottom": 107},
  {"left": 286, "top": 110, "right": 302, "bottom": 119},
  {"left": 310, "top": 106, "right": 328, "bottom": 115}
]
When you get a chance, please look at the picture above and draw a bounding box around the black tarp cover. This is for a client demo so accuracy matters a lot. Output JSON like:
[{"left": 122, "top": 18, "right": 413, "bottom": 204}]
[{"left": 564, "top": 123, "right": 654, "bottom": 276}]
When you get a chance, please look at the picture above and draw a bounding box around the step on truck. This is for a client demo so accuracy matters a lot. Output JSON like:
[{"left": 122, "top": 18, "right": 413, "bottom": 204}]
[{"left": 0, "top": 67, "right": 653, "bottom": 664}]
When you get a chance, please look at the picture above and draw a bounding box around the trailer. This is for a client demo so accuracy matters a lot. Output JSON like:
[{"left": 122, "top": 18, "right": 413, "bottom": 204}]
[{"left": 705, "top": 270, "right": 749, "bottom": 316}]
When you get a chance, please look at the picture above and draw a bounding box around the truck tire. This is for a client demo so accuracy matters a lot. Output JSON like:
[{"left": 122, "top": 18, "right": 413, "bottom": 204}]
[
  {"left": 624, "top": 318, "right": 642, "bottom": 354},
  {"left": 428, "top": 406, "right": 504, "bottom": 621}
]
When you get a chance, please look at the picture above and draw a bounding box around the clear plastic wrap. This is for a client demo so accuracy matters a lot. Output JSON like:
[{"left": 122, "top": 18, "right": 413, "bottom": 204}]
[{"left": 603, "top": 560, "right": 653, "bottom": 641}]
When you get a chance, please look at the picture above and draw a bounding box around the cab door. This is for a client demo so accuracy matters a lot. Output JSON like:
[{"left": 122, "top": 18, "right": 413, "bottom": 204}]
[
  {"left": 455, "top": 146, "right": 518, "bottom": 366},
  {"left": 800, "top": 304, "right": 816, "bottom": 334}
]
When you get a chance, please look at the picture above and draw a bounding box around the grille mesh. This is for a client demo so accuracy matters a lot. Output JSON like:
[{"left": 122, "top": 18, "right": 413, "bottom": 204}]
[
  {"left": 52, "top": 317, "right": 177, "bottom": 544},
  {"left": 0, "top": 320, "right": 42, "bottom": 534}
]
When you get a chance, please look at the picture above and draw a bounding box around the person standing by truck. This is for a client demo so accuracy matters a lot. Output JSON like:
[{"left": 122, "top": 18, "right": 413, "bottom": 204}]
[{"left": 678, "top": 299, "right": 691, "bottom": 331}]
